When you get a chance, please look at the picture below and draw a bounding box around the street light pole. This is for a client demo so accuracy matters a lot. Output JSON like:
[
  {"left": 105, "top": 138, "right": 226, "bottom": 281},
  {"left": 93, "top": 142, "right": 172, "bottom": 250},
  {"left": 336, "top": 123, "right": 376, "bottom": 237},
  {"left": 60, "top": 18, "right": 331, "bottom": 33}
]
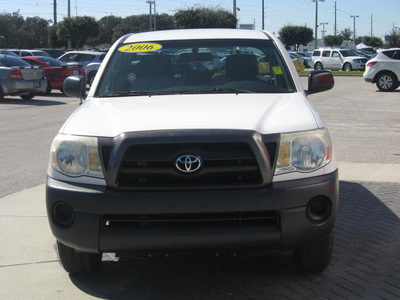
[
  {"left": 146, "top": 0, "right": 154, "bottom": 31},
  {"left": 350, "top": 15, "right": 359, "bottom": 41},
  {"left": 320, "top": 22, "right": 328, "bottom": 38},
  {"left": 312, "top": 0, "right": 325, "bottom": 49}
]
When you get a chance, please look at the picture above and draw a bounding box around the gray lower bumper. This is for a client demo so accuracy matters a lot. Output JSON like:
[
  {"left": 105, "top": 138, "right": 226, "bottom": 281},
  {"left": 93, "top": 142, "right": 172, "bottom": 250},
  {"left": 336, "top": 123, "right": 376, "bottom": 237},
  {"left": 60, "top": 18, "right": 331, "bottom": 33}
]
[{"left": 46, "top": 170, "right": 339, "bottom": 253}]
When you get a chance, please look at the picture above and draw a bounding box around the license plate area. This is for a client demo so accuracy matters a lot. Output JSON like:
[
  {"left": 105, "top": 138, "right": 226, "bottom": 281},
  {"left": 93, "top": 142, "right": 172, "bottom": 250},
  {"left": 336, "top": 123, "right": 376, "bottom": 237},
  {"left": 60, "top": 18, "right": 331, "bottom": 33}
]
[{"left": 33, "top": 82, "right": 41, "bottom": 88}]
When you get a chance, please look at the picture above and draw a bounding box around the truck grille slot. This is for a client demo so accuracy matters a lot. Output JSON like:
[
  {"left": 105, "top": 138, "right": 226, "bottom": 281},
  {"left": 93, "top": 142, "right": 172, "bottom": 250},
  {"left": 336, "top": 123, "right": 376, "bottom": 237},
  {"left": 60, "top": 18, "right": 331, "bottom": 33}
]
[
  {"left": 102, "top": 211, "right": 280, "bottom": 229},
  {"left": 115, "top": 142, "right": 263, "bottom": 188}
]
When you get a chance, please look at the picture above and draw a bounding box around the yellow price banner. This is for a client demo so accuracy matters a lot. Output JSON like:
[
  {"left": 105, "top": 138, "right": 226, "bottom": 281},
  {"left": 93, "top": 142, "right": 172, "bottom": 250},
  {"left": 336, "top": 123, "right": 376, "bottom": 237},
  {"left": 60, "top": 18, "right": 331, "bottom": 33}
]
[{"left": 118, "top": 43, "right": 162, "bottom": 53}]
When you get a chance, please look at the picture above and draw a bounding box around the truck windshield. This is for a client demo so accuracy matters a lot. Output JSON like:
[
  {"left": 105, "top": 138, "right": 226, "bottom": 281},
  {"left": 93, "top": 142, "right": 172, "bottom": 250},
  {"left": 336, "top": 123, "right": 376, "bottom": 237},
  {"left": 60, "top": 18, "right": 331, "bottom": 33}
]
[{"left": 96, "top": 39, "right": 295, "bottom": 97}]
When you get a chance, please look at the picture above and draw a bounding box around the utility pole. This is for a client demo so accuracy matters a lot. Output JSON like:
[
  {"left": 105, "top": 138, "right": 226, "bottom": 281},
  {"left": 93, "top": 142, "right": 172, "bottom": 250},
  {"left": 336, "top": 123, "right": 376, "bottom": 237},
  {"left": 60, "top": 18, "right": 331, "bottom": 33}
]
[
  {"left": 370, "top": 14, "right": 373, "bottom": 37},
  {"left": 233, "top": 0, "right": 237, "bottom": 19},
  {"left": 320, "top": 22, "right": 328, "bottom": 38},
  {"left": 350, "top": 15, "right": 359, "bottom": 41},
  {"left": 68, "top": 0, "right": 71, "bottom": 49},
  {"left": 262, "top": 0, "right": 265, "bottom": 30},
  {"left": 154, "top": 0, "right": 156, "bottom": 31},
  {"left": 53, "top": 0, "right": 57, "bottom": 25},
  {"left": 334, "top": 1, "right": 337, "bottom": 35}
]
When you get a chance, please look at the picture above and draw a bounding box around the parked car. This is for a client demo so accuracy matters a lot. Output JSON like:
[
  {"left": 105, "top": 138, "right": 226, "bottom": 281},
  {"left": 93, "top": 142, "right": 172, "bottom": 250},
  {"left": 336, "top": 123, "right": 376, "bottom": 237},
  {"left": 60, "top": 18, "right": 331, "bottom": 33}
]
[
  {"left": 290, "top": 52, "right": 312, "bottom": 68},
  {"left": 363, "top": 48, "right": 400, "bottom": 91},
  {"left": 41, "top": 49, "right": 65, "bottom": 59},
  {"left": 8, "top": 49, "right": 51, "bottom": 57},
  {"left": 58, "top": 51, "right": 106, "bottom": 85},
  {"left": 47, "top": 28, "right": 338, "bottom": 275},
  {"left": 20, "top": 56, "right": 84, "bottom": 94},
  {"left": 0, "top": 49, "right": 19, "bottom": 58},
  {"left": 0, "top": 54, "right": 47, "bottom": 100},
  {"left": 312, "top": 48, "right": 367, "bottom": 71},
  {"left": 288, "top": 52, "right": 305, "bottom": 71}
]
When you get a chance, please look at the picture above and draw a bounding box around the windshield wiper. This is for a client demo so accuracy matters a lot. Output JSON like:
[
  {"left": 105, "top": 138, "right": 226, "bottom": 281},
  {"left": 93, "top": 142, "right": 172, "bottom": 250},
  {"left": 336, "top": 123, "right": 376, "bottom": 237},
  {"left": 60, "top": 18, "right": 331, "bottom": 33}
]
[
  {"left": 99, "top": 91, "right": 166, "bottom": 97},
  {"left": 180, "top": 88, "right": 253, "bottom": 94}
]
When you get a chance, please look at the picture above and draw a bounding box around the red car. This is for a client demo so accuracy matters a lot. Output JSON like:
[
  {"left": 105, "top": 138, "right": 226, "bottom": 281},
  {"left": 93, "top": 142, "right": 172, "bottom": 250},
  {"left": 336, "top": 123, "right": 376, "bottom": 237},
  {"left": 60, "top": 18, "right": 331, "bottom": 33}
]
[{"left": 20, "top": 56, "right": 85, "bottom": 94}]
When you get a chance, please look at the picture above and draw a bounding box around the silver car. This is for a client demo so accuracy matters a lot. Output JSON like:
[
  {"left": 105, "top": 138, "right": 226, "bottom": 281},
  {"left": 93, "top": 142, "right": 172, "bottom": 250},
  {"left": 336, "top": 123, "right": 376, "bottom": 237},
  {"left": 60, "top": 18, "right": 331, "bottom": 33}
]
[{"left": 0, "top": 54, "right": 47, "bottom": 100}]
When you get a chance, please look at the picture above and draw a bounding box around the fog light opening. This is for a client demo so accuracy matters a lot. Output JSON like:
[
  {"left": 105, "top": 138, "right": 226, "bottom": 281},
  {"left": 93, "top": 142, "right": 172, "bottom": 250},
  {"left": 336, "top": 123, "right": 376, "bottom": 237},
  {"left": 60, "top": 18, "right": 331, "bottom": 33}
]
[
  {"left": 53, "top": 202, "right": 74, "bottom": 226},
  {"left": 307, "top": 196, "right": 331, "bottom": 224}
]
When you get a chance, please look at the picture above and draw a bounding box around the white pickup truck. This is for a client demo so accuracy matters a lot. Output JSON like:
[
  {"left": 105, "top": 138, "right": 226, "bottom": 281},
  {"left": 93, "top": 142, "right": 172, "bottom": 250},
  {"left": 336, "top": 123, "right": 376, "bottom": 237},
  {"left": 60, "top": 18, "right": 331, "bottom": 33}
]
[{"left": 46, "top": 29, "right": 338, "bottom": 274}]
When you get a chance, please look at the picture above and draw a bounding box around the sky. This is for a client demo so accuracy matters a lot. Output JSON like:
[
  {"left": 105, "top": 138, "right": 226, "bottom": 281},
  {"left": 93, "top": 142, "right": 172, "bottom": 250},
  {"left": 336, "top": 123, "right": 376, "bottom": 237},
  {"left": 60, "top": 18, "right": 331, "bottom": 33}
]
[{"left": 1, "top": 0, "right": 399, "bottom": 40}]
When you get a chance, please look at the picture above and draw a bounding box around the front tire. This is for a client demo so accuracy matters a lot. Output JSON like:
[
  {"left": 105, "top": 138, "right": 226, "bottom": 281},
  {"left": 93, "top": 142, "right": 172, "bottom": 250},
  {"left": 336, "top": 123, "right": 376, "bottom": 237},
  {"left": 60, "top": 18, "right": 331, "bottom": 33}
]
[
  {"left": 20, "top": 93, "right": 34, "bottom": 100},
  {"left": 293, "top": 230, "right": 333, "bottom": 272},
  {"left": 376, "top": 72, "right": 397, "bottom": 91},
  {"left": 343, "top": 63, "right": 352, "bottom": 72},
  {"left": 0, "top": 87, "right": 4, "bottom": 100},
  {"left": 57, "top": 241, "right": 102, "bottom": 274},
  {"left": 314, "top": 62, "right": 323, "bottom": 70}
]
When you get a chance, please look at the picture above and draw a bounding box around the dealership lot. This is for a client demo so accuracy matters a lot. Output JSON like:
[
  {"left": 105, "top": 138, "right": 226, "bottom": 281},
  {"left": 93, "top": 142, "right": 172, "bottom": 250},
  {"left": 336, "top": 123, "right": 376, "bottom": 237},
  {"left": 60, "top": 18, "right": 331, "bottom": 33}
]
[{"left": 0, "top": 76, "right": 399, "bottom": 299}]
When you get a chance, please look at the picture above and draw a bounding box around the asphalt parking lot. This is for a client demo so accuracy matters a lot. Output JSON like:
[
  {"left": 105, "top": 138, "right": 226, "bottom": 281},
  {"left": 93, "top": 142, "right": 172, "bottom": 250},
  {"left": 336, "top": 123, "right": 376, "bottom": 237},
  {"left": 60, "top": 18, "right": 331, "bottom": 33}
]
[{"left": 1, "top": 76, "right": 399, "bottom": 299}]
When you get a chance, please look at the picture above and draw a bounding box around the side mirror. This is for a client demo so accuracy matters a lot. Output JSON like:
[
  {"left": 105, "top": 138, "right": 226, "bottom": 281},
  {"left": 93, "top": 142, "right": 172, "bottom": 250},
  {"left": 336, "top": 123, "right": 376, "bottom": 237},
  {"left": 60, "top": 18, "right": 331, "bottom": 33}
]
[
  {"left": 307, "top": 70, "right": 334, "bottom": 95},
  {"left": 63, "top": 76, "right": 86, "bottom": 103}
]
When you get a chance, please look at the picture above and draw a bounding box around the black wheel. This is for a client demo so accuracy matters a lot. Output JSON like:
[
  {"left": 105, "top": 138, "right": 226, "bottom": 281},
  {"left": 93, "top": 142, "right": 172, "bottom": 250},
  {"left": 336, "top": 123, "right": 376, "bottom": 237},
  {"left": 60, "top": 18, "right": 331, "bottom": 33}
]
[
  {"left": 376, "top": 72, "right": 397, "bottom": 91},
  {"left": 293, "top": 230, "right": 333, "bottom": 272},
  {"left": 88, "top": 73, "right": 95, "bottom": 87},
  {"left": 20, "top": 93, "right": 34, "bottom": 100},
  {"left": 343, "top": 63, "right": 352, "bottom": 72},
  {"left": 0, "top": 87, "right": 4, "bottom": 100},
  {"left": 57, "top": 241, "right": 102, "bottom": 274},
  {"left": 314, "top": 62, "right": 323, "bottom": 70},
  {"left": 44, "top": 81, "right": 52, "bottom": 95}
]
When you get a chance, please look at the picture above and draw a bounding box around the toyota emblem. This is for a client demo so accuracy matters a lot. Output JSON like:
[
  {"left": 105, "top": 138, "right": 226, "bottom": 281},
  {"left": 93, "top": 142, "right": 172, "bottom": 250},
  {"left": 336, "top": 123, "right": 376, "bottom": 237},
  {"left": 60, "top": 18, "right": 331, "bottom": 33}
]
[{"left": 175, "top": 155, "right": 202, "bottom": 173}]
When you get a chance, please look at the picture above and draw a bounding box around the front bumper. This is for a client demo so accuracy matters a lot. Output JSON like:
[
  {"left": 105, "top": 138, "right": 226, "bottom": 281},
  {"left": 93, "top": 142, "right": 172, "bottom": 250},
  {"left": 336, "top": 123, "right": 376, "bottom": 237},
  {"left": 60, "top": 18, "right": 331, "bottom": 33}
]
[{"left": 46, "top": 170, "right": 338, "bottom": 254}]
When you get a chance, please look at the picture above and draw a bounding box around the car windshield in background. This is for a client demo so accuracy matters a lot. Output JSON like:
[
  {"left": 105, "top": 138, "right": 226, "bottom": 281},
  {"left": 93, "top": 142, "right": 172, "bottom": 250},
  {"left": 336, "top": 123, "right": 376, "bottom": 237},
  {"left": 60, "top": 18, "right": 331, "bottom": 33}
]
[
  {"left": 37, "top": 56, "right": 63, "bottom": 66},
  {"left": 340, "top": 50, "right": 359, "bottom": 57},
  {"left": 32, "top": 51, "right": 51, "bottom": 57},
  {"left": 96, "top": 39, "right": 295, "bottom": 97},
  {"left": 0, "top": 56, "right": 31, "bottom": 67}
]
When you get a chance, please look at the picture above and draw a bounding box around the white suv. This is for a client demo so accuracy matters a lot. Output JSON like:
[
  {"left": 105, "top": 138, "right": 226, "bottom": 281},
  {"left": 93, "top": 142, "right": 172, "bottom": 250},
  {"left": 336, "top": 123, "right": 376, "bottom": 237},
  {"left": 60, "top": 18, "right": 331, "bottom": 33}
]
[
  {"left": 47, "top": 29, "right": 338, "bottom": 274},
  {"left": 312, "top": 48, "right": 367, "bottom": 71},
  {"left": 363, "top": 48, "right": 400, "bottom": 91}
]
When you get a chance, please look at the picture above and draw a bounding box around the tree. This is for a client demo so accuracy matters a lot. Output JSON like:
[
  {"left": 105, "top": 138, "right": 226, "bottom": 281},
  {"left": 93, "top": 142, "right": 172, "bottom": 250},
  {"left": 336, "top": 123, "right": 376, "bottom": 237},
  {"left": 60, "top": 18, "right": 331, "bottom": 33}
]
[
  {"left": 48, "top": 25, "right": 65, "bottom": 48},
  {"left": 323, "top": 35, "right": 344, "bottom": 48},
  {"left": 57, "top": 16, "right": 99, "bottom": 48},
  {"left": 355, "top": 35, "right": 383, "bottom": 48},
  {"left": 278, "top": 25, "right": 314, "bottom": 51},
  {"left": 93, "top": 15, "right": 123, "bottom": 45},
  {"left": 385, "top": 30, "right": 400, "bottom": 48},
  {"left": 23, "top": 17, "right": 50, "bottom": 48},
  {"left": 0, "top": 11, "right": 25, "bottom": 47},
  {"left": 174, "top": 6, "right": 236, "bottom": 29},
  {"left": 340, "top": 28, "right": 353, "bottom": 40},
  {"left": 154, "top": 13, "right": 175, "bottom": 31}
]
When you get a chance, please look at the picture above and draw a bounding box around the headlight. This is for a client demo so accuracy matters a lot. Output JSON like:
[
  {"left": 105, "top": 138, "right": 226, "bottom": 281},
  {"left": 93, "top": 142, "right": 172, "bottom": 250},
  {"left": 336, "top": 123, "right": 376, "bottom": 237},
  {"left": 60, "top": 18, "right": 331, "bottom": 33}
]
[
  {"left": 50, "top": 134, "right": 104, "bottom": 178},
  {"left": 275, "top": 129, "right": 332, "bottom": 175}
]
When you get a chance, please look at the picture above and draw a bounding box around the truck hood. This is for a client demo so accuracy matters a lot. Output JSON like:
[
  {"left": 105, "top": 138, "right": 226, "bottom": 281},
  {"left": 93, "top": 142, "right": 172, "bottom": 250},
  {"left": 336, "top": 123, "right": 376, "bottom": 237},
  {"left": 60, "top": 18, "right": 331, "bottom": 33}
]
[{"left": 60, "top": 93, "right": 323, "bottom": 137}]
